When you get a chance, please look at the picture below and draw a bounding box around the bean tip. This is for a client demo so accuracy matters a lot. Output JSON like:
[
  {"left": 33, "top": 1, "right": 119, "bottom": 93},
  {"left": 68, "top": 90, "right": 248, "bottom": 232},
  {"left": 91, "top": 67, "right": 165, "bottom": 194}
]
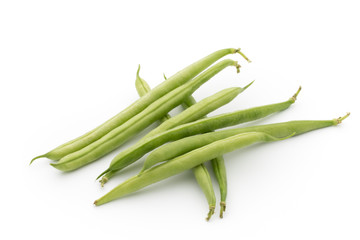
[
  {"left": 235, "top": 62, "right": 241, "bottom": 73},
  {"left": 236, "top": 48, "right": 251, "bottom": 63},
  {"left": 99, "top": 177, "right": 108, "bottom": 187},
  {"left": 336, "top": 112, "right": 350, "bottom": 124},
  {"left": 29, "top": 154, "right": 46, "bottom": 165},
  {"left": 220, "top": 201, "right": 226, "bottom": 218},
  {"left": 291, "top": 86, "right": 302, "bottom": 102},
  {"left": 205, "top": 206, "right": 215, "bottom": 221},
  {"left": 243, "top": 80, "right": 255, "bottom": 91}
]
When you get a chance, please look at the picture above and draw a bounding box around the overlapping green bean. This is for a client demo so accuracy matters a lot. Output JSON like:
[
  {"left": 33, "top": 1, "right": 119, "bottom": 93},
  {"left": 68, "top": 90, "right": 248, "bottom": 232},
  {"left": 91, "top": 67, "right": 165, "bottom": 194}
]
[
  {"left": 179, "top": 87, "right": 228, "bottom": 218},
  {"left": 98, "top": 88, "right": 297, "bottom": 183},
  {"left": 28, "top": 46, "right": 350, "bottom": 221},
  {"left": 51, "top": 59, "right": 240, "bottom": 171},
  {"left": 94, "top": 132, "right": 292, "bottom": 206},
  {"left": 142, "top": 114, "right": 350, "bottom": 170},
  {"left": 31, "top": 48, "right": 249, "bottom": 163},
  {"left": 135, "top": 74, "right": 216, "bottom": 220},
  {"left": 135, "top": 65, "right": 171, "bottom": 122},
  {"left": 94, "top": 114, "right": 349, "bottom": 206}
]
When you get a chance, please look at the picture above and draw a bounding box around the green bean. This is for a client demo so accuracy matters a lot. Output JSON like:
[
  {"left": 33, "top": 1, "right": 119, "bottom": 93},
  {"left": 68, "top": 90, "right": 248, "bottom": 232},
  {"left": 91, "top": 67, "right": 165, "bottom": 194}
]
[
  {"left": 135, "top": 74, "right": 216, "bottom": 221},
  {"left": 142, "top": 86, "right": 246, "bottom": 139},
  {"left": 179, "top": 88, "right": 228, "bottom": 218},
  {"left": 31, "top": 48, "right": 249, "bottom": 163},
  {"left": 211, "top": 156, "right": 227, "bottom": 218},
  {"left": 193, "top": 164, "right": 216, "bottom": 221},
  {"left": 98, "top": 87, "right": 296, "bottom": 182},
  {"left": 135, "top": 65, "right": 171, "bottom": 122},
  {"left": 94, "top": 131, "right": 293, "bottom": 206},
  {"left": 94, "top": 113, "right": 350, "bottom": 206},
  {"left": 51, "top": 59, "right": 240, "bottom": 171},
  {"left": 142, "top": 113, "right": 350, "bottom": 171}
]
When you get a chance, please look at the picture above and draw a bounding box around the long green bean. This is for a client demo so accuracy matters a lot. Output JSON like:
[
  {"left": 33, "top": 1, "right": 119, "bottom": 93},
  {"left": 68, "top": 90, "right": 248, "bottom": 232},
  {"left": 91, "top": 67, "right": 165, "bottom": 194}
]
[
  {"left": 94, "top": 132, "right": 293, "bottom": 206},
  {"left": 98, "top": 88, "right": 297, "bottom": 182},
  {"left": 51, "top": 59, "right": 240, "bottom": 171},
  {"left": 31, "top": 48, "right": 249, "bottom": 163}
]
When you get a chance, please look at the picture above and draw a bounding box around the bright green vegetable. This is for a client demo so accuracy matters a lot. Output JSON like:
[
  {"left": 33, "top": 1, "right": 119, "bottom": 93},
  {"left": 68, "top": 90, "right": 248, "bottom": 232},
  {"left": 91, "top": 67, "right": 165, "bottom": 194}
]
[
  {"left": 98, "top": 87, "right": 296, "bottom": 182},
  {"left": 51, "top": 59, "right": 240, "bottom": 171},
  {"left": 135, "top": 74, "right": 216, "bottom": 221},
  {"left": 94, "top": 132, "right": 293, "bottom": 206},
  {"left": 31, "top": 48, "right": 249, "bottom": 163}
]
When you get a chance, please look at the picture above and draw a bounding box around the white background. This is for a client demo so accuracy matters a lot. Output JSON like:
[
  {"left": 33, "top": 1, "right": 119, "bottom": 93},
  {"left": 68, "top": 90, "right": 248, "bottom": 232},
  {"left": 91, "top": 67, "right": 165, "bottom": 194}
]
[{"left": 1, "top": 1, "right": 359, "bottom": 239}]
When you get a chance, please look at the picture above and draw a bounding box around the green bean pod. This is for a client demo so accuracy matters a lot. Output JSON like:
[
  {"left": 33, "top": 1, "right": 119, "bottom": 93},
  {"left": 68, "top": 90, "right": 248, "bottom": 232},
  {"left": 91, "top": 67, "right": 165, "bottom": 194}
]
[
  {"left": 135, "top": 75, "right": 216, "bottom": 221},
  {"left": 142, "top": 86, "right": 247, "bottom": 139},
  {"left": 98, "top": 88, "right": 297, "bottom": 182},
  {"left": 94, "top": 113, "right": 350, "bottom": 206},
  {"left": 51, "top": 59, "right": 240, "bottom": 171},
  {"left": 210, "top": 156, "right": 227, "bottom": 217},
  {"left": 94, "top": 132, "right": 291, "bottom": 206},
  {"left": 31, "top": 48, "right": 249, "bottom": 163},
  {"left": 142, "top": 113, "right": 350, "bottom": 171},
  {"left": 193, "top": 164, "right": 216, "bottom": 221},
  {"left": 135, "top": 66, "right": 171, "bottom": 122},
  {"left": 180, "top": 89, "right": 227, "bottom": 218}
]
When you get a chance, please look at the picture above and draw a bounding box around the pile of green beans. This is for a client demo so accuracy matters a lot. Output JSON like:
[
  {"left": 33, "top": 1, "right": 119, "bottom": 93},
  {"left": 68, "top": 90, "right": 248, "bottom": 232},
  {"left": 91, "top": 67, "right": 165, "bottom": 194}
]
[{"left": 30, "top": 48, "right": 349, "bottom": 221}]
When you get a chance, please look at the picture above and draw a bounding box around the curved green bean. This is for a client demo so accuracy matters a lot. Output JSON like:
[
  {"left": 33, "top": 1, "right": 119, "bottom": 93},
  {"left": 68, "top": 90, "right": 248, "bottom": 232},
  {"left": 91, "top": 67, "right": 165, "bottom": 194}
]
[
  {"left": 135, "top": 74, "right": 216, "bottom": 220},
  {"left": 94, "top": 131, "right": 292, "bottom": 206},
  {"left": 51, "top": 59, "right": 240, "bottom": 171},
  {"left": 98, "top": 87, "right": 296, "bottom": 182},
  {"left": 31, "top": 48, "right": 249, "bottom": 163}
]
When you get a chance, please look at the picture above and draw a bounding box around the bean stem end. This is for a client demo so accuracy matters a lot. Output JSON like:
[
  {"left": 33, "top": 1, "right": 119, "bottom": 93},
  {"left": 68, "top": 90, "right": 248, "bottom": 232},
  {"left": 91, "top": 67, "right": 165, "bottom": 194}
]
[
  {"left": 336, "top": 112, "right": 350, "bottom": 124},
  {"left": 29, "top": 154, "right": 46, "bottom": 165},
  {"left": 206, "top": 206, "right": 215, "bottom": 221},
  {"left": 290, "top": 86, "right": 302, "bottom": 102},
  {"left": 235, "top": 48, "right": 252, "bottom": 63},
  {"left": 100, "top": 177, "right": 108, "bottom": 187},
  {"left": 220, "top": 201, "right": 226, "bottom": 218}
]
